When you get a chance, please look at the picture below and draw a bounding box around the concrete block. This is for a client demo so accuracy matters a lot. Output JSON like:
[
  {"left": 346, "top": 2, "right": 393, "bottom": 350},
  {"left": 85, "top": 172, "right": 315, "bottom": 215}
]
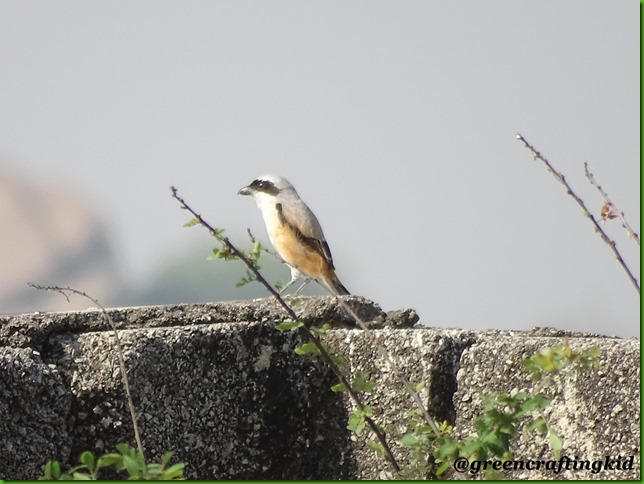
[{"left": 0, "top": 297, "right": 639, "bottom": 479}]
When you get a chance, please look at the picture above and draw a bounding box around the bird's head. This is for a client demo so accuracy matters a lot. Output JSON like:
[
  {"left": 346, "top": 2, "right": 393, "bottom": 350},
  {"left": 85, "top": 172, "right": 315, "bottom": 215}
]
[{"left": 238, "top": 174, "right": 296, "bottom": 199}]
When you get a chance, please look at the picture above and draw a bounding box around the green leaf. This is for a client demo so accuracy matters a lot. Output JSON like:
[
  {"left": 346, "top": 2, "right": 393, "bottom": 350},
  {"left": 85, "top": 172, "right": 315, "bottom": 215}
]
[
  {"left": 330, "top": 353, "right": 347, "bottom": 368},
  {"left": 330, "top": 382, "right": 347, "bottom": 393},
  {"left": 352, "top": 371, "right": 374, "bottom": 393},
  {"left": 122, "top": 455, "right": 141, "bottom": 478},
  {"left": 161, "top": 451, "right": 174, "bottom": 466},
  {"left": 436, "top": 420, "right": 452, "bottom": 433},
  {"left": 294, "top": 342, "right": 321, "bottom": 355},
  {"left": 235, "top": 273, "right": 254, "bottom": 287},
  {"left": 433, "top": 435, "right": 459, "bottom": 460},
  {"left": 482, "top": 433, "right": 510, "bottom": 456},
  {"left": 347, "top": 407, "right": 372, "bottom": 434},
  {"left": 183, "top": 218, "right": 199, "bottom": 227},
  {"left": 366, "top": 439, "right": 385, "bottom": 455},
  {"left": 549, "top": 430, "right": 563, "bottom": 459},
  {"left": 347, "top": 411, "right": 366, "bottom": 434},
  {"left": 512, "top": 391, "right": 529, "bottom": 401},
  {"left": 400, "top": 433, "right": 421, "bottom": 447},
  {"left": 518, "top": 395, "right": 551, "bottom": 415},
  {"left": 288, "top": 296, "right": 303, "bottom": 306},
  {"left": 70, "top": 472, "right": 93, "bottom": 480},
  {"left": 436, "top": 461, "right": 451, "bottom": 476},
  {"left": 96, "top": 453, "right": 122, "bottom": 470},
  {"left": 116, "top": 442, "right": 134, "bottom": 456},
  {"left": 275, "top": 320, "right": 304, "bottom": 332},
  {"left": 43, "top": 460, "right": 62, "bottom": 480},
  {"left": 211, "top": 246, "right": 237, "bottom": 261},
  {"left": 526, "top": 416, "right": 548, "bottom": 435},
  {"left": 65, "top": 464, "right": 88, "bottom": 476},
  {"left": 562, "top": 344, "right": 572, "bottom": 359},
  {"left": 529, "top": 370, "right": 543, "bottom": 380},
  {"left": 247, "top": 241, "right": 263, "bottom": 263},
  {"left": 531, "top": 394, "right": 551, "bottom": 409},
  {"left": 144, "top": 463, "right": 163, "bottom": 478},
  {"left": 79, "top": 451, "right": 95, "bottom": 471},
  {"left": 460, "top": 437, "right": 483, "bottom": 458},
  {"left": 310, "top": 323, "right": 331, "bottom": 334},
  {"left": 160, "top": 463, "right": 186, "bottom": 479}
]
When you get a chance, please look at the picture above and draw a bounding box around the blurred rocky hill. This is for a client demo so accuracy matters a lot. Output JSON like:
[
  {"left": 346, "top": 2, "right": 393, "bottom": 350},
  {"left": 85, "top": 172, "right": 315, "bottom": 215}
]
[{"left": 0, "top": 169, "right": 120, "bottom": 314}]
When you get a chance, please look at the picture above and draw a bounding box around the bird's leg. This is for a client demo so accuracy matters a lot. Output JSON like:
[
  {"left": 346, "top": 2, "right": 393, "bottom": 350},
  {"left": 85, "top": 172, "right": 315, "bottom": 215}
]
[
  {"left": 293, "top": 278, "right": 312, "bottom": 295},
  {"left": 278, "top": 267, "right": 301, "bottom": 294}
]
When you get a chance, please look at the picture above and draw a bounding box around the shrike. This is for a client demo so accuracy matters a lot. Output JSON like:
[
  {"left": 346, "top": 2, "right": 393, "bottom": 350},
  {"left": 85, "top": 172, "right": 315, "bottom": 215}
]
[{"left": 238, "top": 174, "right": 350, "bottom": 296}]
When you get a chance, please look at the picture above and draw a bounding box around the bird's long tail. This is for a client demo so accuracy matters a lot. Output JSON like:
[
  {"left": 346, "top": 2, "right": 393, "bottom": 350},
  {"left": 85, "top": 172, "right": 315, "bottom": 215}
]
[{"left": 321, "top": 271, "right": 350, "bottom": 296}]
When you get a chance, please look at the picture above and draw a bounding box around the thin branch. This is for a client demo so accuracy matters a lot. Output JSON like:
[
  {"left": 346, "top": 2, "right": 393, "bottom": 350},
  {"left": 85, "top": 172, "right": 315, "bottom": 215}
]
[
  {"left": 516, "top": 134, "right": 640, "bottom": 295},
  {"left": 171, "top": 186, "right": 401, "bottom": 473},
  {"left": 27, "top": 283, "right": 144, "bottom": 455},
  {"left": 249, "top": 214, "right": 440, "bottom": 457},
  {"left": 334, "top": 298, "right": 440, "bottom": 438},
  {"left": 584, "top": 161, "right": 640, "bottom": 246},
  {"left": 246, "top": 228, "right": 284, "bottom": 261},
  {"left": 249, "top": 225, "right": 439, "bottom": 437}
]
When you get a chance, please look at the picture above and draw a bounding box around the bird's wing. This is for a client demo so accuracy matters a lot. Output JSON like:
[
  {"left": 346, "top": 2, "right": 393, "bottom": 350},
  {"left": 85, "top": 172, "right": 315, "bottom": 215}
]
[{"left": 275, "top": 200, "right": 335, "bottom": 268}]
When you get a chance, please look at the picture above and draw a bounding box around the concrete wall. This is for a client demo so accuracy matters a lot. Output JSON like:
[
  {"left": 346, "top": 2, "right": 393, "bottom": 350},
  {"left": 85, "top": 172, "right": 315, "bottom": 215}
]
[{"left": 0, "top": 296, "right": 639, "bottom": 479}]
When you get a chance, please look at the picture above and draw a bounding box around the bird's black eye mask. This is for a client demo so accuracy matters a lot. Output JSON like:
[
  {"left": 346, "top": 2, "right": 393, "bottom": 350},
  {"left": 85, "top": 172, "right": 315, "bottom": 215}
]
[{"left": 250, "top": 179, "right": 280, "bottom": 195}]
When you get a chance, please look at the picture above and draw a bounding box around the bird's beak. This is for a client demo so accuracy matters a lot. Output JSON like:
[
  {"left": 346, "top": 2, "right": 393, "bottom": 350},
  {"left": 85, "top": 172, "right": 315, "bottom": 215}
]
[{"left": 238, "top": 186, "right": 252, "bottom": 196}]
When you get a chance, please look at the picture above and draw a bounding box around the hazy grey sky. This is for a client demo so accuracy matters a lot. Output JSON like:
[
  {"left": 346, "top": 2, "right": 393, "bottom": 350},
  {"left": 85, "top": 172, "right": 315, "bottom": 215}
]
[{"left": 1, "top": 1, "right": 639, "bottom": 337}]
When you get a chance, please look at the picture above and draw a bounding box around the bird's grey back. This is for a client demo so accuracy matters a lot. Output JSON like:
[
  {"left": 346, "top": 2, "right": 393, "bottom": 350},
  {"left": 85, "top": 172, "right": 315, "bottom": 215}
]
[{"left": 276, "top": 190, "right": 334, "bottom": 265}]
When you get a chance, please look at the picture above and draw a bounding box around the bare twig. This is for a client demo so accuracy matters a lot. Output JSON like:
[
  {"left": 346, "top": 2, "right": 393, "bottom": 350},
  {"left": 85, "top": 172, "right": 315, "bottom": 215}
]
[
  {"left": 171, "top": 186, "right": 401, "bottom": 473},
  {"left": 516, "top": 134, "right": 640, "bottom": 295},
  {"left": 27, "top": 283, "right": 144, "bottom": 455},
  {"left": 584, "top": 162, "right": 640, "bottom": 246},
  {"left": 246, "top": 228, "right": 284, "bottom": 261},
  {"left": 249, "top": 212, "right": 441, "bottom": 453},
  {"left": 334, "top": 298, "right": 441, "bottom": 438},
  {"left": 246, "top": 212, "right": 438, "bottom": 435}
]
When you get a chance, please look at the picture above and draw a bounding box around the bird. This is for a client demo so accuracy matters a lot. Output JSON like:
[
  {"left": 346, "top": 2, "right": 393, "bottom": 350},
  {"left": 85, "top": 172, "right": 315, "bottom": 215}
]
[{"left": 238, "top": 174, "right": 350, "bottom": 296}]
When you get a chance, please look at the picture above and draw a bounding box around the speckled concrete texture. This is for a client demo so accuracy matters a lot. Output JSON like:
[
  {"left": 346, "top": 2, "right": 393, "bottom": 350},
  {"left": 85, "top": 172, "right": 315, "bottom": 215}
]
[
  {"left": 0, "top": 347, "right": 71, "bottom": 478},
  {"left": 453, "top": 335, "right": 640, "bottom": 480},
  {"left": 0, "top": 297, "right": 639, "bottom": 479}
]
